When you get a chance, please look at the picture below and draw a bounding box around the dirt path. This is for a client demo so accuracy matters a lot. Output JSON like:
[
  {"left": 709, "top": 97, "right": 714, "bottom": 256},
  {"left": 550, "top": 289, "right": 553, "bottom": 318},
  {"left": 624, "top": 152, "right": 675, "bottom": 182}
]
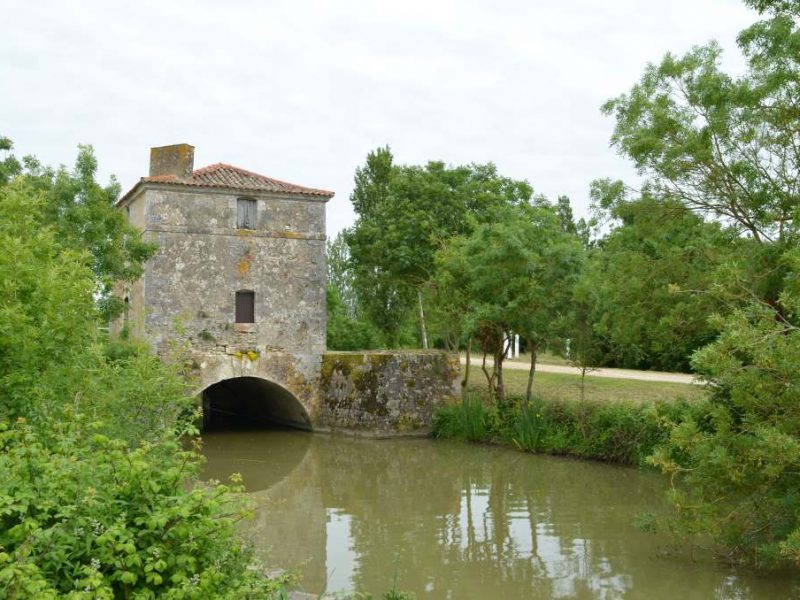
[{"left": 460, "top": 357, "right": 699, "bottom": 385}]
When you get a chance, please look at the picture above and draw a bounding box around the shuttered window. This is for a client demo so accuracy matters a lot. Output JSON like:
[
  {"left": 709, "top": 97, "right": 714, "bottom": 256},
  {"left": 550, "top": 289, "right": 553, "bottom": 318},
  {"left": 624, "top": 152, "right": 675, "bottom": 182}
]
[
  {"left": 235, "top": 290, "right": 255, "bottom": 323},
  {"left": 237, "top": 198, "right": 256, "bottom": 229}
]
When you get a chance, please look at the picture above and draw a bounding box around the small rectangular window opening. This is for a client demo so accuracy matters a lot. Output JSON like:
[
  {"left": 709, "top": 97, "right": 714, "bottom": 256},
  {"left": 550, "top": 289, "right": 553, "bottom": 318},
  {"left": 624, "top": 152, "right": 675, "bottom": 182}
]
[
  {"left": 237, "top": 198, "right": 256, "bottom": 229},
  {"left": 235, "top": 290, "right": 255, "bottom": 323}
]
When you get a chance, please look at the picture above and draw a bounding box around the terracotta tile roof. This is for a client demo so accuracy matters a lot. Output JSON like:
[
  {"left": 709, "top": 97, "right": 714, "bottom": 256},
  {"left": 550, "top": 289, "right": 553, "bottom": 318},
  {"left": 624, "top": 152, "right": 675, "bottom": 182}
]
[{"left": 119, "top": 163, "right": 334, "bottom": 204}]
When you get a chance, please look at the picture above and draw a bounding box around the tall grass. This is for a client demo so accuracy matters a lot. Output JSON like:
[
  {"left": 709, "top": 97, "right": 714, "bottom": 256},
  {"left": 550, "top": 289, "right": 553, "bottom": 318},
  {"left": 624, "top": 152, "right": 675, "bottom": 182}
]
[
  {"left": 511, "top": 401, "right": 545, "bottom": 452},
  {"left": 433, "top": 393, "right": 490, "bottom": 442},
  {"left": 434, "top": 393, "right": 708, "bottom": 466}
]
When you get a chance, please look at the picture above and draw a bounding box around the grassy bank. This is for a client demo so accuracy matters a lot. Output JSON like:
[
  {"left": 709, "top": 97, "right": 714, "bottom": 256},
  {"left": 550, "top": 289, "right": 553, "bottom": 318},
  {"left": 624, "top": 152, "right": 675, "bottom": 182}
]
[
  {"left": 465, "top": 367, "right": 706, "bottom": 404},
  {"left": 433, "top": 393, "right": 707, "bottom": 466}
]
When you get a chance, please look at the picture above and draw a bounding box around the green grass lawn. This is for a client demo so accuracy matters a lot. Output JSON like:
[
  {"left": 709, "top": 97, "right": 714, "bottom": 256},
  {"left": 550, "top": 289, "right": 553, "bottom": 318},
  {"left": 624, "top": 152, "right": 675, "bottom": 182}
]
[{"left": 464, "top": 367, "right": 706, "bottom": 404}]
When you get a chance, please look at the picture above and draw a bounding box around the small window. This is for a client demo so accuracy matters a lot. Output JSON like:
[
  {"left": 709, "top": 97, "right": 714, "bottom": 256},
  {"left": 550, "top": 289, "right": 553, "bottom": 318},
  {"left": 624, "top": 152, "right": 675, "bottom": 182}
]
[
  {"left": 237, "top": 198, "right": 256, "bottom": 229},
  {"left": 235, "top": 290, "right": 255, "bottom": 323}
]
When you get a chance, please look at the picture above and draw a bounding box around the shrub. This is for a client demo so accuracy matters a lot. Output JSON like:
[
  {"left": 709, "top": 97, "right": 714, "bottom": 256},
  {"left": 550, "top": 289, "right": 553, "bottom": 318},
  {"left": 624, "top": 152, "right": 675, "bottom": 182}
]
[
  {"left": 0, "top": 410, "right": 288, "bottom": 599},
  {"left": 434, "top": 392, "right": 708, "bottom": 466}
]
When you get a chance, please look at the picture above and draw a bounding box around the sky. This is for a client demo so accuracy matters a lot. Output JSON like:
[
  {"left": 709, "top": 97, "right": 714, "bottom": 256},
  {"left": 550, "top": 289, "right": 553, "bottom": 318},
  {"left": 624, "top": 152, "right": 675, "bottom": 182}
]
[{"left": 2, "top": 0, "right": 756, "bottom": 235}]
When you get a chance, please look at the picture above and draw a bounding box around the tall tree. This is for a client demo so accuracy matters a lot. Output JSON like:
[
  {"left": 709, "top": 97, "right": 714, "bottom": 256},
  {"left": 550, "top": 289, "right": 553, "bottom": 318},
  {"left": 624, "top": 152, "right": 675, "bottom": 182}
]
[
  {"left": 605, "top": 0, "right": 800, "bottom": 566},
  {"left": 583, "top": 188, "right": 732, "bottom": 371},
  {"left": 347, "top": 147, "right": 532, "bottom": 348}
]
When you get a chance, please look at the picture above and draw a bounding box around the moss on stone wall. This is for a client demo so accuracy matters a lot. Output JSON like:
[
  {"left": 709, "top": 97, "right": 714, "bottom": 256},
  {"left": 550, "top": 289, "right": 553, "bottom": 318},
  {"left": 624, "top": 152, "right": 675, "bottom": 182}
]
[{"left": 319, "top": 351, "right": 459, "bottom": 434}]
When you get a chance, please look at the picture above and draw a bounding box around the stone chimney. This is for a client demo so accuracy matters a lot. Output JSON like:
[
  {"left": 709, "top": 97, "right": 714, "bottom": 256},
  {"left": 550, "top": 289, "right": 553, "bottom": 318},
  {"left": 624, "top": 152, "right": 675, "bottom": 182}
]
[{"left": 149, "top": 144, "right": 194, "bottom": 179}]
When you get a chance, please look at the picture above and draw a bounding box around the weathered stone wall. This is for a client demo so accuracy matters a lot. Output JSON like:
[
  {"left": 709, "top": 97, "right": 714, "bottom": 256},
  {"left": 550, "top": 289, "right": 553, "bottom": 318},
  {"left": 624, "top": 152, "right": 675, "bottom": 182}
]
[
  {"left": 318, "top": 351, "right": 460, "bottom": 435},
  {"left": 130, "top": 185, "right": 327, "bottom": 356}
]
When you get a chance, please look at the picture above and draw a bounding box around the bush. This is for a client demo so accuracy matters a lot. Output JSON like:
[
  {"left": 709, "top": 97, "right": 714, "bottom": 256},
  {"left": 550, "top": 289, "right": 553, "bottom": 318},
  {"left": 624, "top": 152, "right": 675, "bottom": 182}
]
[
  {"left": 434, "top": 393, "right": 707, "bottom": 466},
  {"left": 0, "top": 410, "right": 288, "bottom": 599}
]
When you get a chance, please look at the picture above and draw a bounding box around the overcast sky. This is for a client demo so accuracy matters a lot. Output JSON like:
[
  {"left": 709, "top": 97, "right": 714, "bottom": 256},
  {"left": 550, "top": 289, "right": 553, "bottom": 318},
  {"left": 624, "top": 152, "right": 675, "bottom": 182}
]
[{"left": 2, "top": 0, "right": 755, "bottom": 235}]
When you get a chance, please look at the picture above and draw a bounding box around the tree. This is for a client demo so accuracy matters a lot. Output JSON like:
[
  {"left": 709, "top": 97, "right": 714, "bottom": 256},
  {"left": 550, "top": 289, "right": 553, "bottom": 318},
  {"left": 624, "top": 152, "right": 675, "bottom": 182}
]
[
  {"left": 347, "top": 147, "right": 532, "bottom": 348},
  {"left": 327, "top": 231, "right": 358, "bottom": 318},
  {"left": 0, "top": 155, "right": 187, "bottom": 440},
  {"left": 0, "top": 141, "right": 155, "bottom": 319},
  {"left": 583, "top": 188, "right": 732, "bottom": 371},
  {"left": 435, "top": 202, "right": 582, "bottom": 403},
  {"left": 605, "top": 0, "right": 800, "bottom": 566}
]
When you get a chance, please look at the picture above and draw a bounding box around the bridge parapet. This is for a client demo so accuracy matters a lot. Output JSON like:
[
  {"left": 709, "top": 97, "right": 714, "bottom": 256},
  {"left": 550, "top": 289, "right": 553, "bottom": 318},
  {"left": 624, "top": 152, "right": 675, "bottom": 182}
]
[{"left": 317, "top": 351, "right": 460, "bottom": 436}]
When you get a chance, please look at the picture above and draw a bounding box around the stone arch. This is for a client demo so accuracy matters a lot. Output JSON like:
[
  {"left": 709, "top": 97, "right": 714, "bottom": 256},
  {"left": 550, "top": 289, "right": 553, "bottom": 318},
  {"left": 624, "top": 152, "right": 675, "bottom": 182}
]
[{"left": 201, "top": 376, "right": 312, "bottom": 430}]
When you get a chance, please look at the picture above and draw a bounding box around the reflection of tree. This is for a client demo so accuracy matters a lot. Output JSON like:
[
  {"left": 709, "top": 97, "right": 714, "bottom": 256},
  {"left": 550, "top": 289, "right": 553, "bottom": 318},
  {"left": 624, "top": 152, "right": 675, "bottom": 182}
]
[{"left": 203, "top": 433, "right": 796, "bottom": 599}]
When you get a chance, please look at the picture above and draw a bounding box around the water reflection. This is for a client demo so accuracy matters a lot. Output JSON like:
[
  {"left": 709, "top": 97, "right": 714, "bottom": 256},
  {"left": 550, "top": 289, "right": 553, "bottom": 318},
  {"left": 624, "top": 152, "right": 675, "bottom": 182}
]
[{"left": 201, "top": 430, "right": 799, "bottom": 599}]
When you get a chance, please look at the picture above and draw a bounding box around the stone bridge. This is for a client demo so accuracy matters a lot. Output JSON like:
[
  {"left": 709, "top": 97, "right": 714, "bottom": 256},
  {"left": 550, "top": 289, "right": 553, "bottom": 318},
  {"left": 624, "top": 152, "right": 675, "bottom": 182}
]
[{"left": 115, "top": 144, "right": 458, "bottom": 434}]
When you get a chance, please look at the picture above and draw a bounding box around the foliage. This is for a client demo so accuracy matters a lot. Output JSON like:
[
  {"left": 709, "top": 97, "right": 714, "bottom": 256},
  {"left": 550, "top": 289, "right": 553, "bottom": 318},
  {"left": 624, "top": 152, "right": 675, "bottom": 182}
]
[
  {"left": 649, "top": 255, "right": 800, "bottom": 567},
  {"left": 432, "top": 393, "right": 490, "bottom": 442},
  {"left": 434, "top": 202, "right": 584, "bottom": 401},
  {"left": 346, "top": 147, "right": 532, "bottom": 347},
  {"left": 0, "top": 176, "right": 192, "bottom": 442},
  {"left": 327, "top": 232, "right": 359, "bottom": 319},
  {"left": 326, "top": 284, "right": 384, "bottom": 351},
  {"left": 604, "top": 0, "right": 800, "bottom": 567},
  {"left": 0, "top": 140, "right": 155, "bottom": 320},
  {"left": 0, "top": 179, "right": 98, "bottom": 420},
  {"left": 0, "top": 411, "right": 289, "bottom": 599},
  {"left": 510, "top": 401, "right": 546, "bottom": 452},
  {"left": 580, "top": 191, "right": 731, "bottom": 371},
  {"left": 435, "top": 392, "right": 705, "bottom": 466}
]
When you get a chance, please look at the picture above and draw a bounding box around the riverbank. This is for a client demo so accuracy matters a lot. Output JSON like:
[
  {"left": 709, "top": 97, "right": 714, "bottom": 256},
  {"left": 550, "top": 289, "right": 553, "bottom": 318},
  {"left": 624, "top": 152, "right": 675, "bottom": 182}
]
[
  {"left": 462, "top": 362, "right": 706, "bottom": 405},
  {"left": 433, "top": 393, "right": 707, "bottom": 466}
]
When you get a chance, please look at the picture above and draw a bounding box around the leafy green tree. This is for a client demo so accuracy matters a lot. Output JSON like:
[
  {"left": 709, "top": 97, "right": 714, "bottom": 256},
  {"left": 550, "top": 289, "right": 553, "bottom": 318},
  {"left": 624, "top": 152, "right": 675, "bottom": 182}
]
[
  {"left": 327, "top": 231, "right": 358, "bottom": 318},
  {"left": 0, "top": 137, "right": 21, "bottom": 185},
  {"left": 583, "top": 189, "right": 732, "bottom": 371},
  {"left": 347, "top": 147, "right": 532, "bottom": 348},
  {"left": 326, "top": 283, "right": 384, "bottom": 350},
  {"left": 0, "top": 164, "right": 186, "bottom": 440},
  {"left": 0, "top": 140, "right": 155, "bottom": 319},
  {"left": 435, "top": 202, "right": 582, "bottom": 403},
  {"left": 606, "top": 0, "right": 800, "bottom": 566}
]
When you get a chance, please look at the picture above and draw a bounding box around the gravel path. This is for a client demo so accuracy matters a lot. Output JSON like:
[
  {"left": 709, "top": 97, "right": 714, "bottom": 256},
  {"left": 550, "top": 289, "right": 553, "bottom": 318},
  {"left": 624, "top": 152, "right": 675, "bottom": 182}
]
[{"left": 461, "top": 357, "right": 699, "bottom": 385}]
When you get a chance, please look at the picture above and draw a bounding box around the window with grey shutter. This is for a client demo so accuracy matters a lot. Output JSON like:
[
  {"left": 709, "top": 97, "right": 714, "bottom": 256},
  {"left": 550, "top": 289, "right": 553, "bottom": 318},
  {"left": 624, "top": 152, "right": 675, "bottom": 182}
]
[
  {"left": 237, "top": 198, "right": 256, "bottom": 229},
  {"left": 235, "top": 290, "right": 255, "bottom": 323}
]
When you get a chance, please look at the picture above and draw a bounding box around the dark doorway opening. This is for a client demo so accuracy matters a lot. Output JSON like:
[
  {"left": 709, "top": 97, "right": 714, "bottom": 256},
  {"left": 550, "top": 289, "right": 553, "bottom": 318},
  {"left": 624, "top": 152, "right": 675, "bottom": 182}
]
[{"left": 201, "top": 377, "right": 311, "bottom": 431}]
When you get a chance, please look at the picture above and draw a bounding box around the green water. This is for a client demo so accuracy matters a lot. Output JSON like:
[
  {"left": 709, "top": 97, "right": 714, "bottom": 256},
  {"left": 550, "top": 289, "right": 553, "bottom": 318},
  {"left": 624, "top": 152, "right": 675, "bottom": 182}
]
[{"left": 201, "top": 429, "right": 799, "bottom": 599}]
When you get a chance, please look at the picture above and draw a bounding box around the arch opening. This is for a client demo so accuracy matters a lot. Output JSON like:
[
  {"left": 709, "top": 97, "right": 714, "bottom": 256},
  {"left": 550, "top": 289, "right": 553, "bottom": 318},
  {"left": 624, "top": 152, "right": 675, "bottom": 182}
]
[{"left": 201, "top": 376, "right": 311, "bottom": 431}]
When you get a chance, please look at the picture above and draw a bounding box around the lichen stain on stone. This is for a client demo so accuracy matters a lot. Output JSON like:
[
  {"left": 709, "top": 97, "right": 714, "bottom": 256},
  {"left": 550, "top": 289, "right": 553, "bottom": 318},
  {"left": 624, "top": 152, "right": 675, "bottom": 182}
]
[{"left": 318, "top": 351, "right": 459, "bottom": 434}]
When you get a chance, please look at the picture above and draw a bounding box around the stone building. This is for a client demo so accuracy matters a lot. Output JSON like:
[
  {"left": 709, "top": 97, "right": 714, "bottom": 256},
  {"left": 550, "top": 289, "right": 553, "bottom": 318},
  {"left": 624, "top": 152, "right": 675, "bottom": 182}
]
[
  {"left": 116, "top": 144, "right": 333, "bottom": 428},
  {"left": 117, "top": 144, "right": 459, "bottom": 434}
]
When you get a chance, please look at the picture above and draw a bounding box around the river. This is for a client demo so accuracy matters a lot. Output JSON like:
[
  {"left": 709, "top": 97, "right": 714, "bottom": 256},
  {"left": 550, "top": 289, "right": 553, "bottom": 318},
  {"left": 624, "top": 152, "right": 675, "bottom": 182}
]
[{"left": 202, "top": 428, "right": 799, "bottom": 599}]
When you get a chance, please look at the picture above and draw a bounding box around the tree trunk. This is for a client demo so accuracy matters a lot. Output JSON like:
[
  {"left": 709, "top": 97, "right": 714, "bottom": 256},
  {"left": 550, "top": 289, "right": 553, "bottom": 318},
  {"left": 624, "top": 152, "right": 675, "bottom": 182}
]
[
  {"left": 580, "top": 368, "right": 587, "bottom": 402},
  {"left": 494, "top": 343, "right": 505, "bottom": 404},
  {"left": 461, "top": 337, "right": 472, "bottom": 397},
  {"left": 526, "top": 338, "right": 538, "bottom": 404},
  {"left": 417, "top": 288, "right": 428, "bottom": 349}
]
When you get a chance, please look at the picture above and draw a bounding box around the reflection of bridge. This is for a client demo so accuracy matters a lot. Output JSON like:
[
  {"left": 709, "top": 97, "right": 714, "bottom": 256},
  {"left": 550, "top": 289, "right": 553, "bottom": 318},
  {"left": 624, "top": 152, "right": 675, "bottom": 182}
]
[{"left": 116, "top": 144, "right": 458, "bottom": 433}]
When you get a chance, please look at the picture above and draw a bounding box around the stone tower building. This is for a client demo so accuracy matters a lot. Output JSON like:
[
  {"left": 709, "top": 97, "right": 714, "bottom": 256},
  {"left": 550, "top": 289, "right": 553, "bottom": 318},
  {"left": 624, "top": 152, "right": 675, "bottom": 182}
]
[{"left": 116, "top": 144, "right": 334, "bottom": 428}]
